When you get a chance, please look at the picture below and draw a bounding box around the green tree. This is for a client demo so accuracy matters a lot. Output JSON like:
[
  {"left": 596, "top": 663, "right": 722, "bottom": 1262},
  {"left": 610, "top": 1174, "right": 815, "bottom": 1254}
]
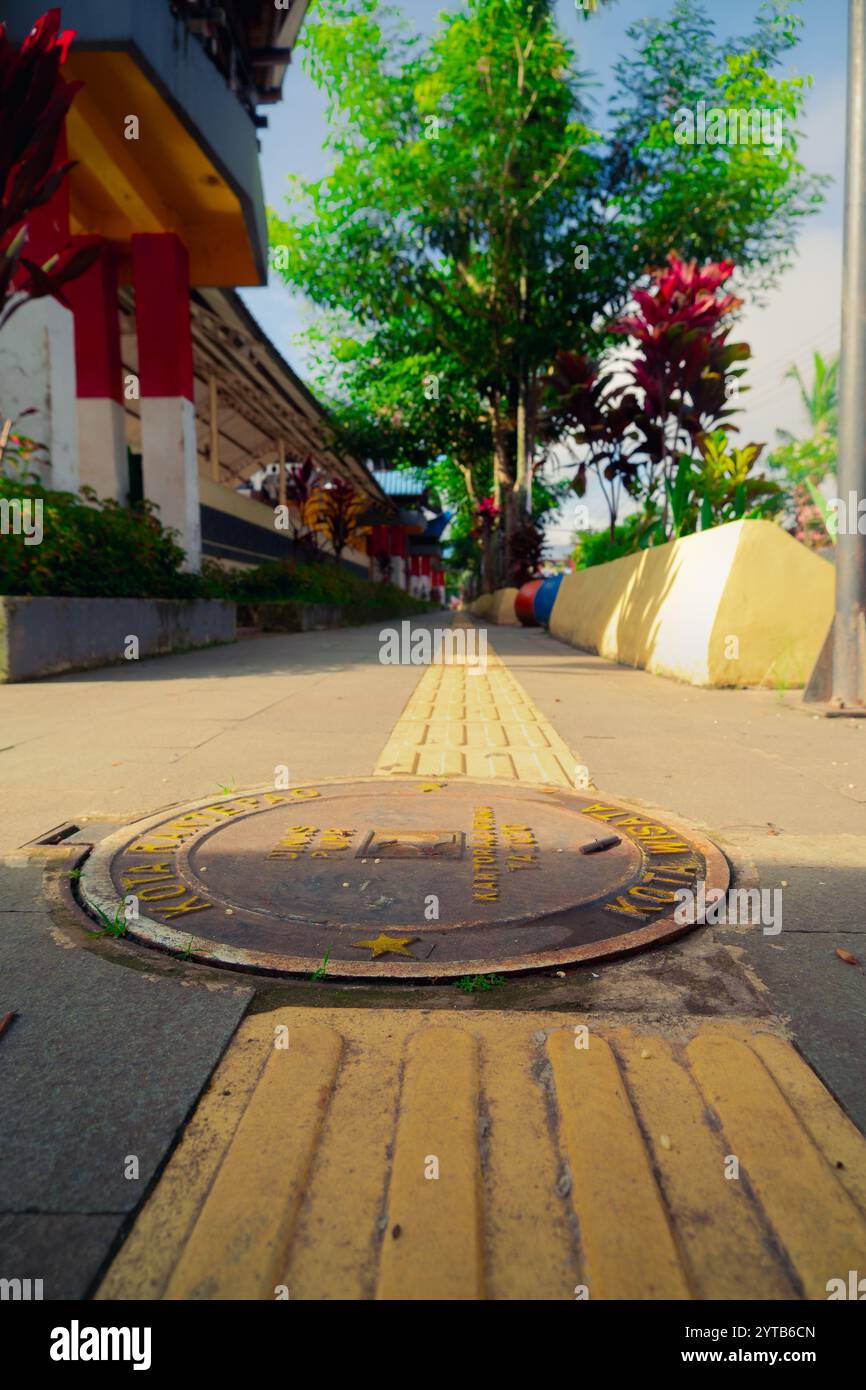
[
  {"left": 271, "top": 0, "right": 824, "bottom": 577},
  {"left": 606, "top": 0, "right": 828, "bottom": 289}
]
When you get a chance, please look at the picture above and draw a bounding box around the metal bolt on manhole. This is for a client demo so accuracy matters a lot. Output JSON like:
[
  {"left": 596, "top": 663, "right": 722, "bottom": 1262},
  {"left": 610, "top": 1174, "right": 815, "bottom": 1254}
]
[{"left": 78, "top": 778, "right": 728, "bottom": 978}]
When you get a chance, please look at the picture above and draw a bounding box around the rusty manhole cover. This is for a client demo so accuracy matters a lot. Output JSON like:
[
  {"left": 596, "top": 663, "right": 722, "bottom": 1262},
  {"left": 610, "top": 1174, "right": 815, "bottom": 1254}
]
[{"left": 79, "top": 778, "right": 729, "bottom": 978}]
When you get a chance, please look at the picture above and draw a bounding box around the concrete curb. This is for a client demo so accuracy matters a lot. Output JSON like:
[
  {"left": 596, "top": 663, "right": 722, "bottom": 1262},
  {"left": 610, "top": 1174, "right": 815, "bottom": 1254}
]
[{"left": 0, "top": 595, "right": 235, "bottom": 682}]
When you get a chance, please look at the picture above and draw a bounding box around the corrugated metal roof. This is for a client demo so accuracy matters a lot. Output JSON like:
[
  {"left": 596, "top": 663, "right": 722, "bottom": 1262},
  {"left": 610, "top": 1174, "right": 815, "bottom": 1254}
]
[{"left": 371, "top": 469, "right": 430, "bottom": 498}]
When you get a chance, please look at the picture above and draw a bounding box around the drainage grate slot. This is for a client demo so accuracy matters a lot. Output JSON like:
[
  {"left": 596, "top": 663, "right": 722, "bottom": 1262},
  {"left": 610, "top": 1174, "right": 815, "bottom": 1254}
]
[{"left": 25, "top": 823, "right": 82, "bottom": 847}]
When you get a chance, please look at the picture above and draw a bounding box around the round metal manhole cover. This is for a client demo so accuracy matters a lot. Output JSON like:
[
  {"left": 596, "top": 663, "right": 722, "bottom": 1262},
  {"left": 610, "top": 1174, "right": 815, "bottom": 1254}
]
[{"left": 79, "top": 778, "right": 729, "bottom": 978}]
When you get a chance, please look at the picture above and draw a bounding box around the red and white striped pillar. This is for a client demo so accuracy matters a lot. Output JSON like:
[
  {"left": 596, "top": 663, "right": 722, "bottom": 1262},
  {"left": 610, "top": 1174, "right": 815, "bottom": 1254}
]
[
  {"left": 1, "top": 124, "right": 79, "bottom": 489},
  {"left": 369, "top": 523, "right": 387, "bottom": 580},
  {"left": 131, "top": 233, "right": 200, "bottom": 569},
  {"left": 67, "top": 236, "right": 127, "bottom": 502},
  {"left": 408, "top": 552, "right": 423, "bottom": 597},
  {"left": 389, "top": 525, "right": 408, "bottom": 590}
]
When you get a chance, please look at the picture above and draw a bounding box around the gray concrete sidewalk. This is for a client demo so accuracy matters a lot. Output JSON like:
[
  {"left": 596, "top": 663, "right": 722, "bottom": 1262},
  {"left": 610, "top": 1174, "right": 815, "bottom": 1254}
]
[
  {"left": 0, "top": 619, "right": 426, "bottom": 851},
  {"left": 2, "top": 612, "right": 865, "bottom": 1301},
  {"left": 0, "top": 850, "right": 253, "bottom": 1298},
  {"left": 485, "top": 623, "right": 866, "bottom": 839}
]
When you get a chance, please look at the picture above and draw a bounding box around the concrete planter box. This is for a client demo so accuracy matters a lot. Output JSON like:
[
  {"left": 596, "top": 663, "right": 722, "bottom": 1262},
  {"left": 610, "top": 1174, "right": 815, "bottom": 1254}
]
[
  {"left": 237, "top": 599, "right": 426, "bottom": 632},
  {"left": 238, "top": 601, "right": 352, "bottom": 633},
  {"left": 0, "top": 596, "right": 236, "bottom": 682}
]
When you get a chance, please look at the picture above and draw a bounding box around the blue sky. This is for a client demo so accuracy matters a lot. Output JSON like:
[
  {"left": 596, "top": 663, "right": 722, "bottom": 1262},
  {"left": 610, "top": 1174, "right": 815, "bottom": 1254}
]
[{"left": 240, "top": 0, "right": 847, "bottom": 539}]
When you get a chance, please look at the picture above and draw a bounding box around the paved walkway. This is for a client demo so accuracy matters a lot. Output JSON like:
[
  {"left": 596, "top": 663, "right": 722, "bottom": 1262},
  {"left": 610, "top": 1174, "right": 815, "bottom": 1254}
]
[
  {"left": 0, "top": 624, "right": 423, "bottom": 851},
  {"left": 1, "top": 614, "right": 865, "bottom": 1299}
]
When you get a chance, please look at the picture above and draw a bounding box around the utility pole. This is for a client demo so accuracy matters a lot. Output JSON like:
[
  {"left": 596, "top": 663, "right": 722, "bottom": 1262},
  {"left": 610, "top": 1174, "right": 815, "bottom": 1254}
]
[{"left": 834, "top": 0, "right": 866, "bottom": 706}]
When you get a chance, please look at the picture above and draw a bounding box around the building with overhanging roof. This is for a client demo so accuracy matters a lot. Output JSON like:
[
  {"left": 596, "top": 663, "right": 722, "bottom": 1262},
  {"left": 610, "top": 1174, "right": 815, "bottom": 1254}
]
[
  {"left": 120, "top": 286, "right": 389, "bottom": 571},
  {"left": 368, "top": 469, "right": 449, "bottom": 600},
  {"left": 0, "top": 1, "right": 395, "bottom": 574}
]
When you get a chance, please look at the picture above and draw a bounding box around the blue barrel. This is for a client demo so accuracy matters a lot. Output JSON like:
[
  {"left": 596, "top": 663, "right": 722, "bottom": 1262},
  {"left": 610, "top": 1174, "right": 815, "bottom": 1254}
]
[{"left": 533, "top": 574, "right": 563, "bottom": 628}]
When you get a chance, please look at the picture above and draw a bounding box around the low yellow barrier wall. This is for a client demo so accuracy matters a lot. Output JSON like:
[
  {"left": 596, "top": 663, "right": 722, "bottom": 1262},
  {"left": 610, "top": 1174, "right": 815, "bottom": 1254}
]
[
  {"left": 469, "top": 593, "right": 494, "bottom": 619},
  {"left": 549, "top": 520, "right": 834, "bottom": 688},
  {"left": 470, "top": 588, "right": 519, "bottom": 624}
]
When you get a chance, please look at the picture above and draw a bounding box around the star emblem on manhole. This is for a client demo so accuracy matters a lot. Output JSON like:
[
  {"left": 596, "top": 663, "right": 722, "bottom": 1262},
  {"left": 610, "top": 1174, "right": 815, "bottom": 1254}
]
[{"left": 350, "top": 932, "right": 420, "bottom": 959}]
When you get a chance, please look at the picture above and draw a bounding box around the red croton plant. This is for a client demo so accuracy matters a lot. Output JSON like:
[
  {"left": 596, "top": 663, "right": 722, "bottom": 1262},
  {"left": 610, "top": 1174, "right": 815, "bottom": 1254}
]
[
  {"left": 611, "top": 253, "right": 749, "bottom": 488},
  {"left": 0, "top": 8, "right": 98, "bottom": 332},
  {"left": 547, "top": 254, "right": 753, "bottom": 539}
]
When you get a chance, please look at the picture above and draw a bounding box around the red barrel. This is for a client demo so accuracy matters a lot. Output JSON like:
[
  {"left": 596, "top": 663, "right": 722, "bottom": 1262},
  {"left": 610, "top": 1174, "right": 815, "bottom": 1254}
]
[{"left": 515, "top": 578, "right": 544, "bottom": 626}]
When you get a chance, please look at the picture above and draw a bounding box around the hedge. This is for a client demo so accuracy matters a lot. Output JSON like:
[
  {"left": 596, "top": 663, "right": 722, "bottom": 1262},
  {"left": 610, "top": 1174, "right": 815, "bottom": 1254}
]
[{"left": 0, "top": 478, "right": 431, "bottom": 615}]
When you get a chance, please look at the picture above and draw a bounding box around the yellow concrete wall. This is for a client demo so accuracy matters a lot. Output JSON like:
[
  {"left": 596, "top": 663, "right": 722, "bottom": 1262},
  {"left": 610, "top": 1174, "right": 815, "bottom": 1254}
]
[
  {"left": 709, "top": 521, "right": 834, "bottom": 687},
  {"left": 549, "top": 520, "right": 834, "bottom": 688},
  {"left": 491, "top": 587, "right": 519, "bottom": 625},
  {"left": 469, "top": 593, "right": 494, "bottom": 619},
  {"left": 470, "top": 588, "right": 519, "bottom": 624}
]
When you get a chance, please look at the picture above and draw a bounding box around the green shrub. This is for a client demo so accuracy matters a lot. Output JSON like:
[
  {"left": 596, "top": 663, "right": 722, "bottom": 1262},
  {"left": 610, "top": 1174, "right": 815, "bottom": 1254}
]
[
  {"left": 0, "top": 477, "right": 431, "bottom": 616},
  {"left": 0, "top": 477, "right": 198, "bottom": 598},
  {"left": 201, "top": 557, "right": 430, "bottom": 613}
]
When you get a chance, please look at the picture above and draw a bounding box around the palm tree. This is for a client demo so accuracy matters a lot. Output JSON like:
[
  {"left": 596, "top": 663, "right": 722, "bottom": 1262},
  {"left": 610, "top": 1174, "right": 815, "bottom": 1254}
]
[
  {"left": 769, "top": 350, "right": 839, "bottom": 548},
  {"left": 777, "top": 351, "right": 838, "bottom": 443}
]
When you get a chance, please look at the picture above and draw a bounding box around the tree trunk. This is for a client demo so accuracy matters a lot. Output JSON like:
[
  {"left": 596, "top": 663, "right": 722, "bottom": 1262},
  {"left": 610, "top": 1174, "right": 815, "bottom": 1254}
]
[
  {"left": 514, "top": 269, "right": 529, "bottom": 520},
  {"left": 491, "top": 392, "right": 512, "bottom": 587},
  {"left": 491, "top": 393, "right": 511, "bottom": 505},
  {"left": 480, "top": 528, "right": 495, "bottom": 593},
  {"left": 515, "top": 377, "right": 528, "bottom": 519}
]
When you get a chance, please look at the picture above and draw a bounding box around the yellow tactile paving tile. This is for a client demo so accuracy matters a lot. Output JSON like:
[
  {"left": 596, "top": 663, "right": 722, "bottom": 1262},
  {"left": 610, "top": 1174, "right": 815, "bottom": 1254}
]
[
  {"left": 96, "top": 1011, "right": 866, "bottom": 1302},
  {"left": 374, "top": 645, "right": 577, "bottom": 787}
]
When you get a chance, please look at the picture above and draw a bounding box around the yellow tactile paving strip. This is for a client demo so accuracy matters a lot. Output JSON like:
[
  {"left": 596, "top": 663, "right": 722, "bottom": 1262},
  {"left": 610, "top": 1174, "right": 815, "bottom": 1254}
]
[
  {"left": 97, "top": 1009, "right": 866, "bottom": 1301},
  {"left": 374, "top": 642, "right": 578, "bottom": 787}
]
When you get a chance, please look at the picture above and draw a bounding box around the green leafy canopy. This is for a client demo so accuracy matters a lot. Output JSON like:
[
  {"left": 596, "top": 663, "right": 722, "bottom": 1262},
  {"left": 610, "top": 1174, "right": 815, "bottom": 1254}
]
[{"left": 269, "top": 0, "right": 825, "bottom": 564}]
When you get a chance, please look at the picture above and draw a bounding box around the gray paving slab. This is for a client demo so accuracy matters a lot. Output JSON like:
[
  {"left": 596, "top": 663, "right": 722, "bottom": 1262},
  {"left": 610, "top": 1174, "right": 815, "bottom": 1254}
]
[
  {"left": 0, "top": 856, "right": 253, "bottom": 1295},
  {"left": 0, "top": 857, "right": 51, "bottom": 912},
  {"left": 0, "top": 620, "right": 427, "bottom": 850},
  {"left": 485, "top": 625, "right": 866, "bottom": 832},
  {"left": 0, "top": 902, "right": 251, "bottom": 1213},
  {"left": 731, "top": 927, "right": 866, "bottom": 1134},
  {"left": 0, "top": 1214, "right": 121, "bottom": 1301}
]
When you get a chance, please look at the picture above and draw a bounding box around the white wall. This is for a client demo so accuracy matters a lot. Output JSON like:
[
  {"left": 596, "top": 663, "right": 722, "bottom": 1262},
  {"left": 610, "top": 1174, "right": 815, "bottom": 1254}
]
[
  {"left": 78, "top": 398, "right": 128, "bottom": 502},
  {"left": 140, "top": 396, "right": 201, "bottom": 569},
  {"left": 0, "top": 299, "right": 79, "bottom": 490}
]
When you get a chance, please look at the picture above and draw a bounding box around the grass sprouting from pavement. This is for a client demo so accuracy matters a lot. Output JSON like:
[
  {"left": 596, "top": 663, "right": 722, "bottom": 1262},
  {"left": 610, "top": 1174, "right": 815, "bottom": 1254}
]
[
  {"left": 311, "top": 948, "right": 333, "bottom": 982},
  {"left": 456, "top": 974, "right": 506, "bottom": 993}
]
